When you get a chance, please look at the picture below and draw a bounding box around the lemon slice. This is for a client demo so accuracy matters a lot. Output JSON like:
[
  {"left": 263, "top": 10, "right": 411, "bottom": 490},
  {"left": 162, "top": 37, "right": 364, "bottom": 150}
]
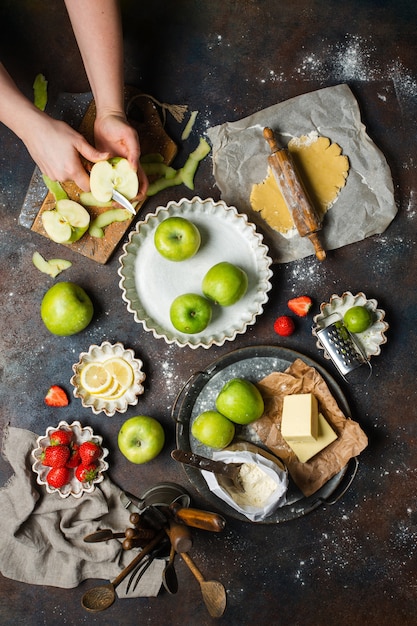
[
  {"left": 103, "top": 357, "right": 134, "bottom": 390},
  {"left": 99, "top": 384, "right": 127, "bottom": 401},
  {"left": 80, "top": 362, "right": 112, "bottom": 395}
]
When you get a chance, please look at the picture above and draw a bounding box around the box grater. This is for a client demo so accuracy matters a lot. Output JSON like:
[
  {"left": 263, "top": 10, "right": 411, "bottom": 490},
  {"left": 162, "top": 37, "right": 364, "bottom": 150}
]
[{"left": 316, "top": 319, "right": 372, "bottom": 384}]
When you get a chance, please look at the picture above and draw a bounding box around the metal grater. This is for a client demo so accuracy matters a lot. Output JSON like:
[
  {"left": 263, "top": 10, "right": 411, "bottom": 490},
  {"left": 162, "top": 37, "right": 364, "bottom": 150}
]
[{"left": 316, "top": 320, "right": 372, "bottom": 383}]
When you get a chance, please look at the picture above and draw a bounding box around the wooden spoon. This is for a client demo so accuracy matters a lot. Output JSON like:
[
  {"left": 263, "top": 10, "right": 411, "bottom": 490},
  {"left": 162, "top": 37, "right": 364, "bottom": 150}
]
[{"left": 180, "top": 552, "right": 227, "bottom": 618}]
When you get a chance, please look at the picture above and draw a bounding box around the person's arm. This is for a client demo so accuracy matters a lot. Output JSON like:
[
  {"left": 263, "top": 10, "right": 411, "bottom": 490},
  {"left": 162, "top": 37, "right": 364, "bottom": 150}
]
[
  {"left": 0, "top": 62, "right": 108, "bottom": 190},
  {"left": 64, "top": 0, "right": 148, "bottom": 195}
]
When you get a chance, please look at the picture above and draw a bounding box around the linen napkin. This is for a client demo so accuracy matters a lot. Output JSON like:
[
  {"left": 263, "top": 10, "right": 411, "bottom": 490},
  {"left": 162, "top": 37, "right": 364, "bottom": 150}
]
[{"left": 0, "top": 425, "right": 164, "bottom": 593}]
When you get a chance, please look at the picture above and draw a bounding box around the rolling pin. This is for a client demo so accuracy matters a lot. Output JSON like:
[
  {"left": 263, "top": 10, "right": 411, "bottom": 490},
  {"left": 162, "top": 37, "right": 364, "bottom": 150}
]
[{"left": 263, "top": 127, "right": 326, "bottom": 261}]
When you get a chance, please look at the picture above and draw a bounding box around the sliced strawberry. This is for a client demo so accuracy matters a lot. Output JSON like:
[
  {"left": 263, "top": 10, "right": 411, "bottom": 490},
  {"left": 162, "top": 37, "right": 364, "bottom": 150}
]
[
  {"left": 44, "top": 385, "right": 69, "bottom": 407},
  {"left": 42, "top": 444, "right": 70, "bottom": 468},
  {"left": 79, "top": 441, "right": 102, "bottom": 465},
  {"left": 46, "top": 466, "right": 71, "bottom": 489},
  {"left": 274, "top": 315, "right": 295, "bottom": 337},
  {"left": 287, "top": 296, "right": 313, "bottom": 317},
  {"left": 50, "top": 429, "right": 72, "bottom": 446},
  {"left": 75, "top": 463, "right": 98, "bottom": 483},
  {"left": 66, "top": 442, "right": 81, "bottom": 468}
]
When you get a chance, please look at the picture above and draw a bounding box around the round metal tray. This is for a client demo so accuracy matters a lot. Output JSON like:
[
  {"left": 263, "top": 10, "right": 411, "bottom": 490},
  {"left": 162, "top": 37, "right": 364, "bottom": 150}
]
[{"left": 173, "top": 345, "right": 358, "bottom": 523}]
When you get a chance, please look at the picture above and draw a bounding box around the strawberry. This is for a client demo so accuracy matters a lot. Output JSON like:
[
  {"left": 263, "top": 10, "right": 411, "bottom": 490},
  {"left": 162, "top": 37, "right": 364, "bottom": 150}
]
[
  {"left": 50, "top": 429, "right": 72, "bottom": 446},
  {"left": 46, "top": 466, "right": 71, "bottom": 489},
  {"left": 75, "top": 463, "right": 98, "bottom": 483},
  {"left": 44, "top": 385, "right": 69, "bottom": 407},
  {"left": 66, "top": 442, "right": 81, "bottom": 468},
  {"left": 42, "top": 444, "right": 70, "bottom": 468},
  {"left": 274, "top": 315, "right": 295, "bottom": 337},
  {"left": 287, "top": 296, "right": 313, "bottom": 317},
  {"left": 79, "top": 440, "right": 102, "bottom": 465}
]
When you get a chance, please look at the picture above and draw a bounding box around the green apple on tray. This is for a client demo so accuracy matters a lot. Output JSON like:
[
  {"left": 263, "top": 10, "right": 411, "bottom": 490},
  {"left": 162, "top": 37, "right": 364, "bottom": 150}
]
[{"left": 191, "top": 377, "right": 265, "bottom": 449}]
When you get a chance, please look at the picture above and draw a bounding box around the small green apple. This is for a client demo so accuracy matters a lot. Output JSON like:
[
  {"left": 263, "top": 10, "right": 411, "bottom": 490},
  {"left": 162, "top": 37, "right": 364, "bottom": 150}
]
[
  {"left": 90, "top": 157, "right": 139, "bottom": 203},
  {"left": 191, "top": 410, "right": 235, "bottom": 449},
  {"left": 118, "top": 415, "right": 165, "bottom": 464},
  {"left": 202, "top": 261, "right": 248, "bottom": 306},
  {"left": 154, "top": 216, "right": 201, "bottom": 261},
  {"left": 42, "top": 199, "right": 90, "bottom": 244},
  {"left": 40, "top": 281, "right": 94, "bottom": 336},
  {"left": 215, "top": 378, "right": 264, "bottom": 425},
  {"left": 169, "top": 293, "right": 212, "bottom": 334}
]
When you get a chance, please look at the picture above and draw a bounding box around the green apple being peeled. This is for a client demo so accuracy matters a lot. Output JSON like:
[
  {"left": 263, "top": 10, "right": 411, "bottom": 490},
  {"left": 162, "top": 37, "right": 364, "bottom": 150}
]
[
  {"left": 191, "top": 410, "right": 235, "bottom": 449},
  {"left": 202, "top": 261, "right": 248, "bottom": 306},
  {"left": 42, "top": 199, "right": 90, "bottom": 244},
  {"left": 154, "top": 216, "right": 201, "bottom": 261},
  {"left": 90, "top": 157, "right": 139, "bottom": 203},
  {"left": 40, "top": 282, "right": 94, "bottom": 336},
  {"left": 118, "top": 415, "right": 165, "bottom": 464},
  {"left": 170, "top": 293, "right": 212, "bottom": 334},
  {"left": 215, "top": 378, "right": 264, "bottom": 425}
]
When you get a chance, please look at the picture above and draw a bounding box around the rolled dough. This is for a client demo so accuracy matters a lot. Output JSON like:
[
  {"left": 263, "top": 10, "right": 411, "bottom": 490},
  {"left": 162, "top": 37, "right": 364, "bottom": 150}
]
[{"left": 250, "top": 134, "right": 349, "bottom": 234}]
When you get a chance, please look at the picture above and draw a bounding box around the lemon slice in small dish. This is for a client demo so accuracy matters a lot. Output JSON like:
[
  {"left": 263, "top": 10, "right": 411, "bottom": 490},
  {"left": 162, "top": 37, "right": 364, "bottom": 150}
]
[
  {"left": 71, "top": 342, "right": 146, "bottom": 416},
  {"left": 103, "top": 357, "right": 134, "bottom": 390},
  {"left": 80, "top": 362, "right": 113, "bottom": 395}
]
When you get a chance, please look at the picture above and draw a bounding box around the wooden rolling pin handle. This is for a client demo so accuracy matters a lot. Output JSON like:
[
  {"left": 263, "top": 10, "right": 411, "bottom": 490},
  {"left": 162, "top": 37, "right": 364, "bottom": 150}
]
[
  {"left": 263, "top": 126, "right": 281, "bottom": 153},
  {"left": 166, "top": 520, "right": 193, "bottom": 553},
  {"left": 308, "top": 233, "right": 326, "bottom": 261}
]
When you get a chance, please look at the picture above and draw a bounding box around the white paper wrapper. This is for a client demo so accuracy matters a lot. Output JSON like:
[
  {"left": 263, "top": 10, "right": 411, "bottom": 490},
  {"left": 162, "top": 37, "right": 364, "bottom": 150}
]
[
  {"left": 207, "top": 84, "right": 396, "bottom": 263},
  {"left": 201, "top": 450, "right": 288, "bottom": 522}
]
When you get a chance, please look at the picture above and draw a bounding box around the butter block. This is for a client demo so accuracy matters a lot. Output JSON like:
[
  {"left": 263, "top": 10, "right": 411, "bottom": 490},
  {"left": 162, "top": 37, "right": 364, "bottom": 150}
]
[
  {"left": 281, "top": 393, "right": 318, "bottom": 443},
  {"left": 286, "top": 412, "right": 338, "bottom": 463}
]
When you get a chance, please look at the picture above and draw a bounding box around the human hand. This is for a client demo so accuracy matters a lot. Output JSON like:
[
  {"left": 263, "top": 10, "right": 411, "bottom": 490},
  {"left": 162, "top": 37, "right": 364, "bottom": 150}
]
[
  {"left": 23, "top": 114, "right": 110, "bottom": 191},
  {"left": 94, "top": 112, "right": 149, "bottom": 199}
]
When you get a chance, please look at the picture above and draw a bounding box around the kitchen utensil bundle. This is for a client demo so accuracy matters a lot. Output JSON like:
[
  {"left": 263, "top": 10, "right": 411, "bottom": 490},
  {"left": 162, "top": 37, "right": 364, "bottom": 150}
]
[{"left": 81, "top": 482, "right": 227, "bottom": 616}]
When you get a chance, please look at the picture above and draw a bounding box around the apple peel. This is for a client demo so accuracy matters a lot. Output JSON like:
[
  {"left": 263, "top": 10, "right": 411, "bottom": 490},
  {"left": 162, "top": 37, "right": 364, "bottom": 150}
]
[
  {"left": 146, "top": 137, "right": 211, "bottom": 196},
  {"left": 89, "top": 208, "right": 132, "bottom": 238},
  {"left": 32, "top": 251, "right": 72, "bottom": 277}
]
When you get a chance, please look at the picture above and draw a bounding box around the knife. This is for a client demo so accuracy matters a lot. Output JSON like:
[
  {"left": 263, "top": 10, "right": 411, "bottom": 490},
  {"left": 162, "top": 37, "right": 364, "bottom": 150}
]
[{"left": 112, "top": 188, "right": 136, "bottom": 215}]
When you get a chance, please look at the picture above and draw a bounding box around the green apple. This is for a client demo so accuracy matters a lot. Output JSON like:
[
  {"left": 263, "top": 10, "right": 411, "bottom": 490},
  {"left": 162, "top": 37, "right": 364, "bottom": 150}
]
[
  {"left": 40, "top": 282, "right": 94, "bottom": 336},
  {"left": 42, "top": 199, "right": 90, "bottom": 244},
  {"left": 215, "top": 378, "right": 264, "bottom": 425},
  {"left": 169, "top": 293, "right": 212, "bottom": 334},
  {"left": 191, "top": 410, "right": 235, "bottom": 449},
  {"left": 154, "top": 216, "right": 201, "bottom": 261},
  {"left": 90, "top": 157, "right": 139, "bottom": 203},
  {"left": 202, "top": 261, "right": 248, "bottom": 306},
  {"left": 118, "top": 415, "right": 165, "bottom": 464}
]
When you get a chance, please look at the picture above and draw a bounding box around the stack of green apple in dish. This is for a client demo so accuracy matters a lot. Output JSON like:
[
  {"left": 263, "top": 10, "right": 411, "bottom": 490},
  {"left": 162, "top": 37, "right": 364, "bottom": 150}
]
[{"left": 154, "top": 216, "right": 249, "bottom": 334}]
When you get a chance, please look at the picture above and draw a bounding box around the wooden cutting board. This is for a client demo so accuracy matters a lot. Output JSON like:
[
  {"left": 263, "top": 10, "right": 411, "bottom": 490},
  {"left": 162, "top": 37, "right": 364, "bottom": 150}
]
[{"left": 30, "top": 87, "right": 177, "bottom": 264}]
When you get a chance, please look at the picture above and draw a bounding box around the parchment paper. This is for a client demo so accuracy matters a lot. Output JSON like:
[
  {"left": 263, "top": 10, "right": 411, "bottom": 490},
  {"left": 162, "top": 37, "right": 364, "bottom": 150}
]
[
  {"left": 252, "top": 358, "right": 368, "bottom": 496},
  {"left": 207, "top": 84, "right": 396, "bottom": 263}
]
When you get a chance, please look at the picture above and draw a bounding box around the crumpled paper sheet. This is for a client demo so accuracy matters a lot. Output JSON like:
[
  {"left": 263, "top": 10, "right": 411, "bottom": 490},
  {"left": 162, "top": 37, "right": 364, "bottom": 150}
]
[
  {"left": 252, "top": 359, "right": 368, "bottom": 496},
  {"left": 206, "top": 83, "right": 396, "bottom": 263},
  {"left": 0, "top": 426, "right": 164, "bottom": 595}
]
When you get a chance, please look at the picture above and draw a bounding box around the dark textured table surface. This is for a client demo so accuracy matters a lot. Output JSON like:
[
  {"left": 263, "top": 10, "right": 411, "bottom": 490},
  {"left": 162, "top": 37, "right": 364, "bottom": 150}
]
[{"left": 1, "top": 1, "right": 416, "bottom": 624}]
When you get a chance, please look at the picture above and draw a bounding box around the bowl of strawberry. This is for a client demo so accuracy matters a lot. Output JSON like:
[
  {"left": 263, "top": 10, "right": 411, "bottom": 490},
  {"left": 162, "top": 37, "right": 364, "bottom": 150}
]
[{"left": 31, "top": 420, "right": 109, "bottom": 498}]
